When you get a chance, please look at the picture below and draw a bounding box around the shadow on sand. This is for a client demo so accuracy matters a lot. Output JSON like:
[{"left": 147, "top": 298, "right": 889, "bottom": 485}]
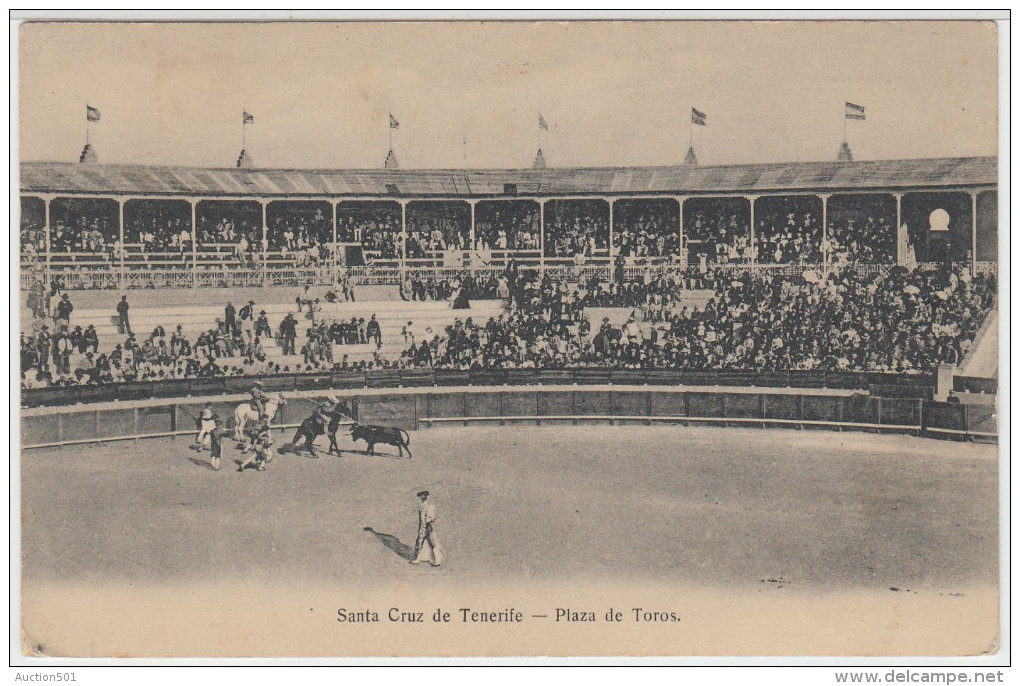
[
  {"left": 187, "top": 456, "right": 216, "bottom": 470},
  {"left": 363, "top": 527, "right": 414, "bottom": 561}
]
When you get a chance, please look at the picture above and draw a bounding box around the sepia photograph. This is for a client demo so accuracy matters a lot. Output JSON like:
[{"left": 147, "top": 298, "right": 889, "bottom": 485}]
[{"left": 11, "top": 16, "right": 1004, "bottom": 667}]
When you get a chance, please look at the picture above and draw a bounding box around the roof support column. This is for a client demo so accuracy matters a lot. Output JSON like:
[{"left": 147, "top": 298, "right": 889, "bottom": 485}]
[
  {"left": 190, "top": 199, "right": 198, "bottom": 289},
  {"left": 468, "top": 200, "right": 476, "bottom": 275},
  {"left": 894, "top": 192, "right": 903, "bottom": 266},
  {"left": 970, "top": 190, "right": 978, "bottom": 277},
  {"left": 820, "top": 193, "right": 829, "bottom": 269},
  {"left": 400, "top": 200, "right": 407, "bottom": 279},
  {"left": 539, "top": 200, "right": 546, "bottom": 274},
  {"left": 677, "top": 196, "right": 686, "bottom": 269},
  {"left": 260, "top": 200, "right": 268, "bottom": 288},
  {"left": 118, "top": 199, "right": 125, "bottom": 291},
  {"left": 43, "top": 195, "right": 52, "bottom": 287},
  {"left": 747, "top": 195, "right": 758, "bottom": 269},
  {"left": 330, "top": 199, "right": 339, "bottom": 285},
  {"left": 608, "top": 198, "right": 615, "bottom": 263}
]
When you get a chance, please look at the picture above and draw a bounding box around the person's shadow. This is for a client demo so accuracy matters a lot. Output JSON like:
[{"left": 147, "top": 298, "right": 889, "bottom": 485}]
[{"left": 363, "top": 526, "right": 414, "bottom": 561}]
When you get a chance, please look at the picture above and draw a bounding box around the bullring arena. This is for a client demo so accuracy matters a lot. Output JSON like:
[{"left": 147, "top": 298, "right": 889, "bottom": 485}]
[{"left": 18, "top": 155, "right": 999, "bottom": 657}]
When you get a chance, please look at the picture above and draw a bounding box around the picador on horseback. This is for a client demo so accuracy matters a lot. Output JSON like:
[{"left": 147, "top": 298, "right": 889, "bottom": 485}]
[
  {"left": 290, "top": 396, "right": 353, "bottom": 458},
  {"left": 249, "top": 380, "right": 268, "bottom": 416}
]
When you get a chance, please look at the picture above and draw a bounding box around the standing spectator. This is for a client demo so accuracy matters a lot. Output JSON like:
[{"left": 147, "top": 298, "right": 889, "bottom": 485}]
[
  {"left": 116, "top": 295, "right": 131, "bottom": 335},
  {"left": 224, "top": 302, "right": 237, "bottom": 336},
  {"left": 255, "top": 310, "right": 272, "bottom": 340},
  {"left": 366, "top": 314, "right": 382, "bottom": 347},
  {"left": 54, "top": 293, "right": 74, "bottom": 329},
  {"left": 279, "top": 313, "right": 297, "bottom": 356},
  {"left": 239, "top": 300, "right": 255, "bottom": 343},
  {"left": 54, "top": 325, "right": 73, "bottom": 374},
  {"left": 27, "top": 280, "right": 46, "bottom": 320}
]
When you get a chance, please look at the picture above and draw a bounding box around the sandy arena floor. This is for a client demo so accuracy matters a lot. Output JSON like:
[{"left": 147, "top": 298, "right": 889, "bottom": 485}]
[{"left": 19, "top": 425, "right": 999, "bottom": 657}]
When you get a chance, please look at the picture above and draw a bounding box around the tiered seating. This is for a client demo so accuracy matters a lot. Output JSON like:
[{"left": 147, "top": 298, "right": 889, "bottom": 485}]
[{"left": 41, "top": 298, "right": 506, "bottom": 367}]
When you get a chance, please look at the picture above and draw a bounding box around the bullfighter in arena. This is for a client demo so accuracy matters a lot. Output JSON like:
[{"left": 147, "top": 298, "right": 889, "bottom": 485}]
[
  {"left": 290, "top": 404, "right": 331, "bottom": 457},
  {"left": 237, "top": 420, "right": 274, "bottom": 472},
  {"left": 325, "top": 397, "right": 353, "bottom": 456},
  {"left": 208, "top": 415, "right": 225, "bottom": 471},
  {"left": 195, "top": 403, "right": 216, "bottom": 450},
  {"left": 411, "top": 490, "right": 444, "bottom": 566}
]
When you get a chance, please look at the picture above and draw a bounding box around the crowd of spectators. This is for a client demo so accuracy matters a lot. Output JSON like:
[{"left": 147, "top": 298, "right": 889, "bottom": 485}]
[
  {"left": 474, "top": 204, "right": 541, "bottom": 252},
  {"left": 398, "top": 263, "right": 994, "bottom": 374},
  {"left": 296, "top": 314, "right": 385, "bottom": 366},
  {"left": 754, "top": 207, "right": 823, "bottom": 264},
  {"left": 406, "top": 205, "right": 471, "bottom": 258},
  {"left": 20, "top": 200, "right": 46, "bottom": 262},
  {"left": 49, "top": 215, "right": 118, "bottom": 257},
  {"left": 685, "top": 211, "right": 752, "bottom": 265},
  {"left": 124, "top": 202, "right": 192, "bottom": 258},
  {"left": 19, "top": 260, "right": 995, "bottom": 388},
  {"left": 544, "top": 202, "right": 609, "bottom": 258},
  {"left": 266, "top": 206, "right": 332, "bottom": 267},
  {"left": 399, "top": 272, "right": 505, "bottom": 303},
  {"left": 612, "top": 201, "right": 681, "bottom": 259},
  {"left": 338, "top": 208, "right": 403, "bottom": 260},
  {"left": 196, "top": 210, "right": 263, "bottom": 268},
  {"left": 827, "top": 216, "right": 897, "bottom": 264}
]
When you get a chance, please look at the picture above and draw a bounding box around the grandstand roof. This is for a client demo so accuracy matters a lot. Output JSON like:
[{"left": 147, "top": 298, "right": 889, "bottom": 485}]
[{"left": 19, "top": 156, "right": 996, "bottom": 199}]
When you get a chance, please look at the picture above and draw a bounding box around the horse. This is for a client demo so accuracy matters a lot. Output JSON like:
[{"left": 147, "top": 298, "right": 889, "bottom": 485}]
[{"left": 232, "top": 392, "right": 286, "bottom": 442}]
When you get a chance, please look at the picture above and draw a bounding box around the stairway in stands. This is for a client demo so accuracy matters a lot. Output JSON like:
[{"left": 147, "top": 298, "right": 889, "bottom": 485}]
[
  {"left": 38, "top": 298, "right": 506, "bottom": 367},
  {"left": 959, "top": 307, "right": 998, "bottom": 379}
]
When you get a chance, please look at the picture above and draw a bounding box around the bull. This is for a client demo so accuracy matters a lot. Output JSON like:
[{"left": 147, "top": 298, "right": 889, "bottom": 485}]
[{"left": 350, "top": 423, "right": 412, "bottom": 458}]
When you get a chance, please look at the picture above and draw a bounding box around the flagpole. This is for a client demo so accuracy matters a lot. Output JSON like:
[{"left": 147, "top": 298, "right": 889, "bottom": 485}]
[
  {"left": 85, "top": 104, "right": 89, "bottom": 146},
  {"left": 389, "top": 116, "right": 393, "bottom": 151}
]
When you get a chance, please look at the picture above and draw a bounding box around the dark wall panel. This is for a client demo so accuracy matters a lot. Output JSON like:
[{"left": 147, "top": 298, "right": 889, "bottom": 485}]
[
  {"left": 688, "top": 392, "right": 724, "bottom": 418},
  {"left": 97, "top": 408, "right": 135, "bottom": 438},
  {"left": 575, "top": 391, "right": 611, "bottom": 416},
  {"left": 501, "top": 391, "right": 538, "bottom": 417},
  {"left": 60, "top": 411, "right": 98, "bottom": 443},
  {"left": 21, "top": 415, "right": 59, "bottom": 446},
  {"left": 611, "top": 391, "right": 650, "bottom": 417},
  {"left": 763, "top": 394, "right": 800, "bottom": 420},
  {"left": 650, "top": 392, "right": 687, "bottom": 417},
  {"left": 427, "top": 393, "right": 466, "bottom": 419},
  {"left": 724, "top": 393, "right": 761, "bottom": 419},
  {"left": 358, "top": 394, "right": 417, "bottom": 431},
  {"left": 538, "top": 391, "right": 574, "bottom": 416},
  {"left": 802, "top": 395, "right": 842, "bottom": 422}
]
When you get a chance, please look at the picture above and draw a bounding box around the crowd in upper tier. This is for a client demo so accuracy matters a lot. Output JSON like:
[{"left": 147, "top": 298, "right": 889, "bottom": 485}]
[{"left": 23, "top": 195, "right": 917, "bottom": 272}]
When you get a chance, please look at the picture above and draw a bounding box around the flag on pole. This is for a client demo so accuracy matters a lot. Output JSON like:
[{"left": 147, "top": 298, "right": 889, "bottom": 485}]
[
  {"left": 389, "top": 114, "right": 400, "bottom": 129},
  {"left": 243, "top": 111, "right": 254, "bottom": 124},
  {"left": 538, "top": 114, "right": 549, "bottom": 131},
  {"left": 691, "top": 108, "right": 707, "bottom": 126},
  {"left": 86, "top": 105, "right": 101, "bottom": 122},
  {"left": 844, "top": 102, "right": 866, "bottom": 120}
]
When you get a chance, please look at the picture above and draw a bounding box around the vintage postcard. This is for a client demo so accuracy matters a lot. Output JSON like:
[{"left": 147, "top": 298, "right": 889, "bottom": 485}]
[{"left": 14, "top": 19, "right": 1001, "bottom": 661}]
